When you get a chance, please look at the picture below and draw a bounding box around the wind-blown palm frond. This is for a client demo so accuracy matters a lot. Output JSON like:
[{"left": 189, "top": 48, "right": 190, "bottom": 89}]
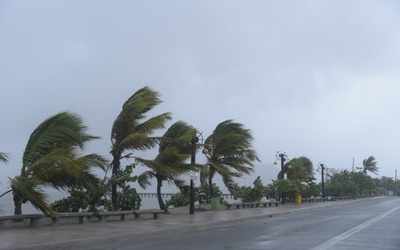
[
  {"left": 23, "top": 112, "right": 99, "bottom": 172},
  {"left": 0, "top": 152, "right": 9, "bottom": 164},
  {"left": 109, "top": 86, "right": 172, "bottom": 209},
  {"left": 137, "top": 170, "right": 155, "bottom": 189},
  {"left": 203, "top": 120, "right": 260, "bottom": 197},
  {"left": 10, "top": 176, "right": 55, "bottom": 216},
  {"left": 171, "top": 179, "right": 186, "bottom": 190}
]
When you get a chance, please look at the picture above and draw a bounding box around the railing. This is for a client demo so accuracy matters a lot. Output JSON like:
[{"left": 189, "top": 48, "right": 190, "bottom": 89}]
[{"left": 138, "top": 193, "right": 235, "bottom": 199}]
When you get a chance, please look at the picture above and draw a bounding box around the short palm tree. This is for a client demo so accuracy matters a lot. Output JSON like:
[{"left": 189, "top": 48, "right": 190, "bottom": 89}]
[
  {"left": 0, "top": 112, "right": 107, "bottom": 215},
  {"left": 362, "top": 156, "right": 379, "bottom": 175},
  {"left": 285, "top": 157, "right": 314, "bottom": 182},
  {"left": 201, "top": 120, "right": 260, "bottom": 197},
  {"left": 136, "top": 121, "right": 198, "bottom": 211},
  {"left": 110, "top": 86, "right": 172, "bottom": 209}
]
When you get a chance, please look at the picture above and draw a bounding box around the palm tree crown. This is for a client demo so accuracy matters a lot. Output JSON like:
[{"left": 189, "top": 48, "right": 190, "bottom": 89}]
[
  {"left": 202, "top": 120, "right": 260, "bottom": 197},
  {"left": 3, "top": 111, "right": 107, "bottom": 215},
  {"left": 284, "top": 157, "right": 314, "bottom": 182},
  {"left": 362, "top": 156, "right": 379, "bottom": 175}
]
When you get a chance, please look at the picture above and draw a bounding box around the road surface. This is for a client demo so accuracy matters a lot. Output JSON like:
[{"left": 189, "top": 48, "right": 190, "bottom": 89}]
[{"left": 84, "top": 197, "right": 400, "bottom": 250}]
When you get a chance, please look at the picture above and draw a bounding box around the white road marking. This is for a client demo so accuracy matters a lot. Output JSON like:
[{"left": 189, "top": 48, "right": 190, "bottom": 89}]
[{"left": 311, "top": 205, "right": 400, "bottom": 250}]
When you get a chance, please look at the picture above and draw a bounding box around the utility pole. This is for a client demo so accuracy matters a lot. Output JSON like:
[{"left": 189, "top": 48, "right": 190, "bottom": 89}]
[{"left": 189, "top": 136, "right": 198, "bottom": 214}]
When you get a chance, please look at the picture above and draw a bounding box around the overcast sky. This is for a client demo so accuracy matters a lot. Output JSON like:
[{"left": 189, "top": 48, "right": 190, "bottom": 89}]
[{"left": 1, "top": 1, "right": 400, "bottom": 192}]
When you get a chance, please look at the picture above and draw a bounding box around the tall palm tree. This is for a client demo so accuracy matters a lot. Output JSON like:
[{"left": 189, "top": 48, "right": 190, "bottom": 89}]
[
  {"left": 136, "top": 121, "right": 198, "bottom": 212},
  {"left": 0, "top": 112, "right": 107, "bottom": 215},
  {"left": 110, "top": 86, "right": 172, "bottom": 209},
  {"left": 201, "top": 120, "right": 260, "bottom": 197},
  {"left": 362, "top": 156, "right": 379, "bottom": 175}
]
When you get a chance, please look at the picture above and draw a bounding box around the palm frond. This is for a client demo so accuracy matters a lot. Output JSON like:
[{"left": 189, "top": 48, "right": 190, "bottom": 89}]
[
  {"left": 221, "top": 174, "right": 238, "bottom": 195},
  {"left": 171, "top": 179, "right": 186, "bottom": 190},
  {"left": 10, "top": 176, "right": 56, "bottom": 216},
  {"left": 118, "top": 134, "right": 160, "bottom": 152},
  {"left": 22, "top": 112, "right": 100, "bottom": 172},
  {"left": 0, "top": 152, "right": 9, "bottom": 164},
  {"left": 25, "top": 148, "right": 102, "bottom": 191},
  {"left": 137, "top": 171, "right": 155, "bottom": 189},
  {"left": 76, "top": 154, "right": 108, "bottom": 171}
]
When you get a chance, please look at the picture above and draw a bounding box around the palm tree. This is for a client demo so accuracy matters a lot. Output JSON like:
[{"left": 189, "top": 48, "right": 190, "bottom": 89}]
[
  {"left": 136, "top": 121, "right": 197, "bottom": 212},
  {"left": 362, "top": 156, "right": 379, "bottom": 175},
  {"left": 201, "top": 120, "right": 260, "bottom": 197},
  {"left": 109, "top": 86, "right": 172, "bottom": 209},
  {"left": 285, "top": 157, "right": 315, "bottom": 182},
  {"left": 0, "top": 112, "right": 107, "bottom": 215}
]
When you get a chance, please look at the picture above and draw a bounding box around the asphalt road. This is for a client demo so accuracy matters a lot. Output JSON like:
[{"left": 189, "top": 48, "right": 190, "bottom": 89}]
[{"left": 84, "top": 197, "right": 400, "bottom": 250}]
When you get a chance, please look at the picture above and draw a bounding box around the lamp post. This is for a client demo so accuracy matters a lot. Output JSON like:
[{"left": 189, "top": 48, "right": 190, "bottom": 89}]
[
  {"left": 189, "top": 136, "right": 199, "bottom": 215},
  {"left": 395, "top": 169, "right": 397, "bottom": 197},
  {"left": 274, "top": 151, "right": 289, "bottom": 204},
  {"left": 320, "top": 163, "right": 325, "bottom": 198}
]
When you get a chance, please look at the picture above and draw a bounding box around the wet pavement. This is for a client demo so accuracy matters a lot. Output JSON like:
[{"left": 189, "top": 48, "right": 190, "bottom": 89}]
[{"left": 0, "top": 199, "right": 366, "bottom": 250}]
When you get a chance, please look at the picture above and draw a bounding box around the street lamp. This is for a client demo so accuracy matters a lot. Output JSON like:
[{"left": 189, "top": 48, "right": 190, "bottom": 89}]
[
  {"left": 274, "top": 151, "right": 289, "bottom": 204},
  {"left": 319, "top": 163, "right": 325, "bottom": 198},
  {"left": 189, "top": 136, "right": 199, "bottom": 215}
]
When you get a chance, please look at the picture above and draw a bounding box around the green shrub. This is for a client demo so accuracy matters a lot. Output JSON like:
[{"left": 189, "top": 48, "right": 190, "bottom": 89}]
[
  {"left": 235, "top": 176, "right": 266, "bottom": 202},
  {"left": 51, "top": 164, "right": 141, "bottom": 212},
  {"left": 165, "top": 184, "right": 225, "bottom": 208},
  {"left": 166, "top": 192, "right": 190, "bottom": 207}
]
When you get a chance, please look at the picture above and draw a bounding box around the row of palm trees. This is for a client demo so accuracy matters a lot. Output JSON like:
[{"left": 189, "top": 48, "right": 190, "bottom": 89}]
[{"left": 1, "top": 86, "right": 260, "bottom": 215}]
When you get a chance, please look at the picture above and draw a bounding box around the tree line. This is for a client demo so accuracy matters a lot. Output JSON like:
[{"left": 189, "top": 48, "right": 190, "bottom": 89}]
[{"left": 0, "top": 87, "right": 390, "bottom": 215}]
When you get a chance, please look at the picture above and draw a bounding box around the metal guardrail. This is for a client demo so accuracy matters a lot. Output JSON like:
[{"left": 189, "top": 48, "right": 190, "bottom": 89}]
[{"left": 138, "top": 193, "right": 235, "bottom": 199}]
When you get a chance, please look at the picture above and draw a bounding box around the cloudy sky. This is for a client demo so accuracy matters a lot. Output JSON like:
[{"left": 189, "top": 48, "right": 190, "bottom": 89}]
[{"left": 1, "top": 0, "right": 400, "bottom": 192}]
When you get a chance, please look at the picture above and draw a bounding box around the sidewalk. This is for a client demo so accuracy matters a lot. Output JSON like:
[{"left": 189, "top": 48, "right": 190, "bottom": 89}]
[{"left": 0, "top": 199, "right": 366, "bottom": 250}]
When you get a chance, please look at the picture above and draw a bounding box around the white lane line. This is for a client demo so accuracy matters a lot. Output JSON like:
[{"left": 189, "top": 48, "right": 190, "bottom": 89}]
[{"left": 311, "top": 205, "right": 400, "bottom": 250}]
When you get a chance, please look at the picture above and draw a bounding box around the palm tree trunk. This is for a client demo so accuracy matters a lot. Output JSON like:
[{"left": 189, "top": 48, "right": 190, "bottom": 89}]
[
  {"left": 111, "top": 152, "right": 120, "bottom": 209},
  {"left": 208, "top": 173, "right": 214, "bottom": 198},
  {"left": 13, "top": 193, "right": 23, "bottom": 215},
  {"left": 156, "top": 177, "right": 168, "bottom": 213}
]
